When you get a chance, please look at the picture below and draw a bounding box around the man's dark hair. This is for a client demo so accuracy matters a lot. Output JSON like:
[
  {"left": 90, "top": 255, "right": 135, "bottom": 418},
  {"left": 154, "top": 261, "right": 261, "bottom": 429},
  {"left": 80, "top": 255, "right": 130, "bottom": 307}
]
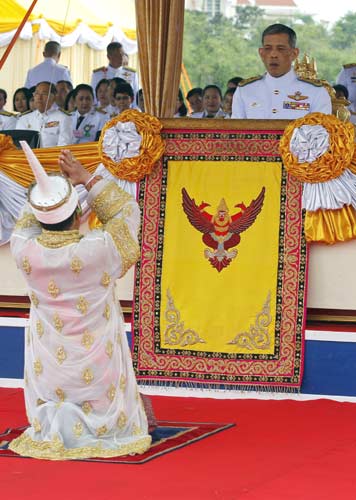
[
  {"left": 73, "top": 83, "right": 94, "bottom": 99},
  {"left": 262, "top": 24, "right": 297, "bottom": 48},
  {"left": 36, "top": 81, "right": 57, "bottom": 95},
  {"left": 95, "top": 78, "right": 110, "bottom": 98},
  {"left": 44, "top": 41, "right": 61, "bottom": 57},
  {"left": 110, "top": 77, "right": 126, "bottom": 87},
  {"left": 57, "top": 80, "right": 73, "bottom": 91},
  {"left": 64, "top": 89, "right": 76, "bottom": 110},
  {"left": 107, "top": 42, "right": 123, "bottom": 55},
  {"left": 224, "top": 88, "right": 236, "bottom": 97},
  {"left": 202, "top": 84, "right": 222, "bottom": 99},
  {"left": 114, "top": 82, "right": 134, "bottom": 98},
  {"left": 227, "top": 77, "right": 243, "bottom": 88},
  {"left": 40, "top": 209, "right": 77, "bottom": 232},
  {"left": 0, "top": 88, "right": 7, "bottom": 102},
  {"left": 333, "top": 84, "right": 349, "bottom": 100},
  {"left": 186, "top": 87, "right": 203, "bottom": 100}
]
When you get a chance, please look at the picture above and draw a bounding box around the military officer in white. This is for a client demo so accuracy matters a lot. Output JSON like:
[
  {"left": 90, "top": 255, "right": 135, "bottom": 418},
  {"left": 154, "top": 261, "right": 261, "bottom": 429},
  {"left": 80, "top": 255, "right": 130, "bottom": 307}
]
[
  {"left": 16, "top": 82, "right": 73, "bottom": 147},
  {"left": 72, "top": 84, "right": 108, "bottom": 144},
  {"left": 0, "top": 89, "right": 16, "bottom": 129},
  {"left": 90, "top": 42, "right": 138, "bottom": 99},
  {"left": 232, "top": 24, "right": 331, "bottom": 119},
  {"left": 24, "top": 41, "right": 72, "bottom": 89},
  {"left": 336, "top": 63, "right": 356, "bottom": 107}
]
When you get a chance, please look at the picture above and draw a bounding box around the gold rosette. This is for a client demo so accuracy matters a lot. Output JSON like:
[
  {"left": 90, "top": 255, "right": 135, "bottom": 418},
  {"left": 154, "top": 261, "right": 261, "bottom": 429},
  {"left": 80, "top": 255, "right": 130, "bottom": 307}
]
[
  {"left": 98, "top": 109, "right": 165, "bottom": 182},
  {"left": 279, "top": 112, "right": 356, "bottom": 244},
  {"left": 279, "top": 112, "right": 355, "bottom": 183}
]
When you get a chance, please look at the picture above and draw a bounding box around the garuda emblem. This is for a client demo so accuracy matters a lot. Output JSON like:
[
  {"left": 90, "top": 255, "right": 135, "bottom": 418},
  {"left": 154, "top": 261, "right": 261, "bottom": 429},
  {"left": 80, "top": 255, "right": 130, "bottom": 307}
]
[{"left": 182, "top": 187, "right": 265, "bottom": 272}]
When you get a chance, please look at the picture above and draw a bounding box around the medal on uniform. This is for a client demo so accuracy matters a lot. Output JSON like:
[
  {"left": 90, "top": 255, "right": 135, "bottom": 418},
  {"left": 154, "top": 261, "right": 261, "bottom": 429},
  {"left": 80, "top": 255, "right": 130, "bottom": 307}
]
[{"left": 83, "top": 124, "right": 94, "bottom": 137}]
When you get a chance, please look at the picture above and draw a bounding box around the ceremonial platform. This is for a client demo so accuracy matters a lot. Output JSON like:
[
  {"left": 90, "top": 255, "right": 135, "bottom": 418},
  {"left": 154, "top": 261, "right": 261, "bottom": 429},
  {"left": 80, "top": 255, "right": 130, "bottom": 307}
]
[{"left": 1, "top": 118, "right": 356, "bottom": 401}]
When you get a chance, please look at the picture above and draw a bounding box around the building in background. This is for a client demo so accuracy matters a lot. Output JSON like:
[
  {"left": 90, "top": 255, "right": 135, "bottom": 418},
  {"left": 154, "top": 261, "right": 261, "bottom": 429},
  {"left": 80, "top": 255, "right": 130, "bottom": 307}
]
[{"left": 185, "top": 0, "right": 298, "bottom": 19}]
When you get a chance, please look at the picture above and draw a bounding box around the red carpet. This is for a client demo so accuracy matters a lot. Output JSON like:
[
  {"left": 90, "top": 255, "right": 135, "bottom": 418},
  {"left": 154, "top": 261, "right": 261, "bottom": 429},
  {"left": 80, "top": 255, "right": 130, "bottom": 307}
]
[{"left": 1, "top": 389, "right": 356, "bottom": 499}]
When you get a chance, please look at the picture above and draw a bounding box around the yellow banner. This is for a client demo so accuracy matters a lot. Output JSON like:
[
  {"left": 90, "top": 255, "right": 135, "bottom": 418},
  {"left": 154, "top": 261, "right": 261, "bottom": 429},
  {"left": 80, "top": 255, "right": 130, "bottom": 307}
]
[{"left": 160, "top": 160, "right": 282, "bottom": 355}]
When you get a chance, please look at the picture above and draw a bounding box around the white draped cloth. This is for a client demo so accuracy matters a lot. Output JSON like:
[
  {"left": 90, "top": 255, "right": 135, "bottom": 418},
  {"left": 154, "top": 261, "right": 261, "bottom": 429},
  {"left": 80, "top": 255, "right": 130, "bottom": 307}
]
[{"left": 9, "top": 179, "right": 151, "bottom": 460}]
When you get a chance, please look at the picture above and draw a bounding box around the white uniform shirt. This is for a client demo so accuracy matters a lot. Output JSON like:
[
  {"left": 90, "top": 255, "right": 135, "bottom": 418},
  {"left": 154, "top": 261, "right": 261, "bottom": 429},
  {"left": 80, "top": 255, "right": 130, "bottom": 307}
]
[
  {"left": 0, "top": 110, "right": 17, "bottom": 130},
  {"left": 24, "top": 58, "right": 72, "bottom": 88},
  {"left": 232, "top": 69, "right": 332, "bottom": 119},
  {"left": 336, "top": 64, "right": 356, "bottom": 105},
  {"left": 16, "top": 107, "right": 73, "bottom": 147},
  {"left": 91, "top": 65, "right": 139, "bottom": 96},
  {"left": 72, "top": 108, "right": 109, "bottom": 144}
]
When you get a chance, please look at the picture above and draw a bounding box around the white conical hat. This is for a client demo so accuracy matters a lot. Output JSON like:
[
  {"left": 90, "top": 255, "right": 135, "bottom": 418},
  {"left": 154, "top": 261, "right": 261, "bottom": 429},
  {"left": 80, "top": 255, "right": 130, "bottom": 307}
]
[{"left": 21, "top": 141, "right": 79, "bottom": 224}]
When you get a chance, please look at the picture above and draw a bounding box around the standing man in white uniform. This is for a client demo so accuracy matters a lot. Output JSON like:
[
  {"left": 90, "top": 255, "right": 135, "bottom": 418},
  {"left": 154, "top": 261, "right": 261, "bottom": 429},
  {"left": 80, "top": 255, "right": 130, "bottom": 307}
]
[
  {"left": 24, "top": 41, "right": 72, "bottom": 89},
  {"left": 232, "top": 24, "right": 331, "bottom": 119},
  {"left": 336, "top": 63, "right": 356, "bottom": 108},
  {"left": 90, "top": 42, "right": 138, "bottom": 100},
  {"left": 16, "top": 82, "right": 73, "bottom": 147}
]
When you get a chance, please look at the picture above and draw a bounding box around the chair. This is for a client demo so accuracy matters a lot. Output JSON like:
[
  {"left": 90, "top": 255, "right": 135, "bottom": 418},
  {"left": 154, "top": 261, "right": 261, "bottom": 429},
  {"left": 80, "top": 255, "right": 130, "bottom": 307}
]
[{"left": 0, "top": 129, "right": 40, "bottom": 149}]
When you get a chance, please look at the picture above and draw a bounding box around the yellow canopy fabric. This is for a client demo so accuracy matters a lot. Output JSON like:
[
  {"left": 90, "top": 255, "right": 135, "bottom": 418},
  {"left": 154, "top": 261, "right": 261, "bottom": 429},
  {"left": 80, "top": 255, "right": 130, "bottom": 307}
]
[{"left": 0, "top": 0, "right": 136, "bottom": 39}]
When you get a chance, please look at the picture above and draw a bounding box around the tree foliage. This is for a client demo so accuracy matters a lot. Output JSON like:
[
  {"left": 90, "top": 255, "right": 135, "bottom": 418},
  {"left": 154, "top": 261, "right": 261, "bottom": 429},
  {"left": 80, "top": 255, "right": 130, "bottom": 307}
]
[{"left": 182, "top": 9, "right": 356, "bottom": 93}]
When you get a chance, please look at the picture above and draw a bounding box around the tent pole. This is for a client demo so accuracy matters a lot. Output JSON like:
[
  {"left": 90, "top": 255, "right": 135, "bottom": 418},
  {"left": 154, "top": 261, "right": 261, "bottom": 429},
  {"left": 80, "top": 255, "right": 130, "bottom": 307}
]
[{"left": 0, "top": 0, "right": 39, "bottom": 71}]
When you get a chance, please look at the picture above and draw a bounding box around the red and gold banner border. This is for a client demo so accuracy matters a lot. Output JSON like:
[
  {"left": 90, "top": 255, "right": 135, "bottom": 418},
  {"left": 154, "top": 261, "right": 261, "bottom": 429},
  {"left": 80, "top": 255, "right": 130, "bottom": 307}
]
[{"left": 133, "top": 129, "right": 306, "bottom": 390}]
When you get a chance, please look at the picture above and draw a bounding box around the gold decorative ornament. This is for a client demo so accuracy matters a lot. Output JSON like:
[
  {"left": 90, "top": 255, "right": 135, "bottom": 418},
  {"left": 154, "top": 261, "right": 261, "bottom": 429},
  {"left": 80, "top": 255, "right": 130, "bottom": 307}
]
[
  {"left": 107, "top": 383, "right": 116, "bottom": 402},
  {"left": 82, "top": 367, "right": 94, "bottom": 385},
  {"left": 81, "top": 330, "right": 95, "bottom": 350},
  {"left": 31, "top": 292, "right": 39, "bottom": 307},
  {"left": 101, "top": 272, "right": 111, "bottom": 287},
  {"left": 22, "top": 257, "right": 32, "bottom": 275},
  {"left": 56, "top": 346, "right": 67, "bottom": 364},
  {"left": 77, "top": 296, "right": 89, "bottom": 315},
  {"left": 48, "top": 279, "right": 60, "bottom": 298},
  {"left": 105, "top": 340, "right": 114, "bottom": 358},
  {"left": 280, "top": 112, "right": 355, "bottom": 183},
  {"left": 227, "top": 292, "right": 272, "bottom": 350},
  {"left": 36, "top": 320, "right": 44, "bottom": 338},
  {"left": 164, "top": 289, "right": 206, "bottom": 347},
  {"left": 70, "top": 257, "right": 83, "bottom": 274},
  {"left": 98, "top": 109, "right": 165, "bottom": 182},
  {"left": 81, "top": 401, "right": 92, "bottom": 415},
  {"left": 117, "top": 411, "right": 127, "bottom": 429}
]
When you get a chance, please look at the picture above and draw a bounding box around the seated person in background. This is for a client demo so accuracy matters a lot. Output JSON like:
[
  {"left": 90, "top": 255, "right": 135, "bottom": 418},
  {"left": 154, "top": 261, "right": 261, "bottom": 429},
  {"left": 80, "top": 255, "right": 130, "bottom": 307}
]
[
  {"left": 28, "top": 86, "right": 36, "bottom": 111},
  {"left": 105, "top": 77, "right": 127, "bottom": 117},
  {"left": 72, "top": 84, "right": 108, "bottom": 144},
  {"left": 222, "top": 88, "right": 235, "bottom": 117},
  {"left": 193, "top": 85, "right": 228, "bottom": 118},
  {"left": 186, "top": 87, "right": 203, "bottom": 117},
  {"left": 13, "top": 87, "right": 32, "bottom": 114},
  {"left": 137, "top": 88, "right": 145, "bottom": 112},
  {"left": 55, "top": 80, "right": 73, "bottom": 109},
  {"left": 0, "top": 88, "right": 17, "bottom": 129},
  {"left": 113, "top": 82, "right": 135, "bottom": 114},
  {"left": 227, "top": 77, "right": 243, "bottom": 90},
  {"left": 232, "top": 23, "right": 331, "bottom": 119},
  {"left": 173, "top": 89, "right": 188, "bottom": 117},
  {"left": 95, "top": 78, "right": 110, "bottom": 111},
  {"left": 64, "top": 89, "right": 76, "bottom": 112},
  {"left": 16, "top": 81, "right": 73, "bottom": 147}
]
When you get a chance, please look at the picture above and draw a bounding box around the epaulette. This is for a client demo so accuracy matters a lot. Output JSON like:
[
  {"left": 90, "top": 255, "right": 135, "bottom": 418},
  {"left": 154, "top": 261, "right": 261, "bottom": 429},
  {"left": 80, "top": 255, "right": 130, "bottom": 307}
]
[
  {"left": 95, "top": 107, "right": 107, "bottom": 114},
  {"left": 19, "top": 109, "right": 33, "bottom": 117},
  {"left": 238, "top": 75, "right": 263, "bottom": 87},
  {"left": 343, "top": 63, "right": 356, "bottom": 69},
  {"left": 59, "top": 108, "right": 72, "bottom": 116},
  {"left": 0, "top": 110, "right": 16, "bottom": 117},
  {"left": 297, "top": 76, "right": 323, "bottom": 87},
  {"left": 124, "top": 66, "right": 136, "bottom": 73},
  {"left": 93, "top": 66, "right": 106, "bottom": 73}
]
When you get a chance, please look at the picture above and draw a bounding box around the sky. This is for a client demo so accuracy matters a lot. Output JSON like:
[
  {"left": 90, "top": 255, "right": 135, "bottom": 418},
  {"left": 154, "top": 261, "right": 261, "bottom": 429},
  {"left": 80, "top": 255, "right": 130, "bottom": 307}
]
[{"left": 295, "top": 0, "right": 356, "bottom": 23}]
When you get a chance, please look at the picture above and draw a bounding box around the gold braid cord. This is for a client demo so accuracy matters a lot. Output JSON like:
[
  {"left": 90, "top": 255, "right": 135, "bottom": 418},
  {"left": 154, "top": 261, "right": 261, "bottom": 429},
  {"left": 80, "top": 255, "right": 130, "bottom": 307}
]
[
  {"left": 0, "top": 136, "right": 100, "bottom": 188},
  {"left": 98, "top": 109, "right": 165, "bottom": 182},
  {"left": 279, "top": 112, "right": 355, "bottom": 183}
]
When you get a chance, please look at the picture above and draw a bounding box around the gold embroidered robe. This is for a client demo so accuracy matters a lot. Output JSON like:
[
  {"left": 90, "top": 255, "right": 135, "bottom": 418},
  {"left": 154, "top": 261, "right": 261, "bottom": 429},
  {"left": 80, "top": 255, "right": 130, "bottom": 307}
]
[{"left": 9, "top": 180, "right": 151, "bottom": 459}]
